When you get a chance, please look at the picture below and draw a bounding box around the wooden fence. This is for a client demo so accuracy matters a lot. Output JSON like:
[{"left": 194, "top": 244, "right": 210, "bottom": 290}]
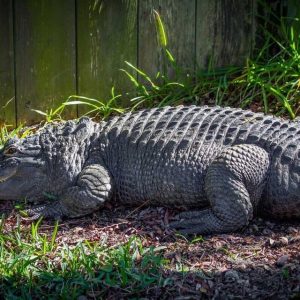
[{"left": 0, "top": 0, "right": 296, "bottom": 125}]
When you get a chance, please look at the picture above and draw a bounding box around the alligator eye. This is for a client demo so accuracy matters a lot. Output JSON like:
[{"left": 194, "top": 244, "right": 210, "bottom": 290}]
[{"left": 4, "top": 147, "right": 18, "bottom": 156}]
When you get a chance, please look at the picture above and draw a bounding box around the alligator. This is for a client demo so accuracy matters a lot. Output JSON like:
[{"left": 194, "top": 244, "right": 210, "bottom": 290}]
[{"left": 0, "top": 105, "right": 299, "bottom": 234}]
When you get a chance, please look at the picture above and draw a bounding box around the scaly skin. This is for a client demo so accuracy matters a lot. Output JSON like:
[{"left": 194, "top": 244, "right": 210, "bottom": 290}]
[{"left": 0, "top": 106, "right": 299, "bottom": 234}]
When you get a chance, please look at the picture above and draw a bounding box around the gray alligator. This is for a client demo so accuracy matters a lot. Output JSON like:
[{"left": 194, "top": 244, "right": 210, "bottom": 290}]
[{"left": 0, "top": 105, "right": 299, "bottom": 234}]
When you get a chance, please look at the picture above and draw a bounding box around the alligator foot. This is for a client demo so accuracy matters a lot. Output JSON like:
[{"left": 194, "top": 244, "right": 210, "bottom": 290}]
[
  {"left": 169, "top": 209, "right": 224, "bottom": 235},
  {"left": 22, "top": 202, "right": 66, "bottom": 220}
]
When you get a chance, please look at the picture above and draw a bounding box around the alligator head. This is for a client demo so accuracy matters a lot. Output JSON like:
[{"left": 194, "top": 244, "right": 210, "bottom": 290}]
[
  {"left": 0, "top": 118, "right": 99, "bottom": 203},
  {"left": 0, "top": 135, "right": 48, "bottom": 201}
]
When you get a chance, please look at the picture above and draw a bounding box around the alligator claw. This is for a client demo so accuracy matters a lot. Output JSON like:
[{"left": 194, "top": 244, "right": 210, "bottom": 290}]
[
  {"left": 169, "top": 219, "right": 203, "bottom": 236},
  {"left": 22, "top": 203, "right": 64, "bottom": 221},
  {"left": 169, "top": 209, "right": 220, "bottom": 235}
]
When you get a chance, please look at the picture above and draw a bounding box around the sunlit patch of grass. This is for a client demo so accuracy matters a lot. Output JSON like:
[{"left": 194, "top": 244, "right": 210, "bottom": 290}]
[{"left": 0, "top": 218, "right": 169, "bottom": 298}]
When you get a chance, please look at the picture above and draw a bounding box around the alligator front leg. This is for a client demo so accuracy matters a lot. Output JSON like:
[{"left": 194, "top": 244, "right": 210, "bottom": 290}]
[
  {"left": 25, "top": 164, "right": 113, "bottom": 219},
  {"left": 170, "top": 144, "right": 270, "bottom": 235}
]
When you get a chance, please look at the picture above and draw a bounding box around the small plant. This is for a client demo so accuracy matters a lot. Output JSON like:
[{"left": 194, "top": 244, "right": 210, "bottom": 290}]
[
  {"left": 191, "top": 235, "right": 205, "bottom": 244},
  {"left": 32, "top": 87, "right": 125, "bottom": 122},
  {"left": 0, "top": 123, "right": 32, "bottom": 147},
  {"left": 121, "top": 10, "right": 198, "bottom": 110},
  {"left": 64, "top": 87, "right": 125, "bottom": 119},
  {"left": 31, "top": 105, "right": 66, "bottom": 123},
  {"left": 281, "top": 267, "right": 290, "bottom": 279}
]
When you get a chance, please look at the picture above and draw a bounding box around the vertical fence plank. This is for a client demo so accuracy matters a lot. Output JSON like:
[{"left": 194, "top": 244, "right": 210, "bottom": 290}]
[
  {"left": 0, "top": 0, "right": 15, "bottom": 126},
  {"left": 14, "top": 0, "right": 76, "bottom": 124},
  {"left": 287, "top": 0, "right": 300, "bottom": 42},
  {"left": 77, "top": 0, "right": 137, "bottom": 113},
  {"left": 196, "top": 0, "right": 255, "bottom": 69},
  {"left": 287, "top": 0, "right": 300, "bottom": 18},
  {"left": 138, "top": 0, "right": 196, "bottom": 79}
]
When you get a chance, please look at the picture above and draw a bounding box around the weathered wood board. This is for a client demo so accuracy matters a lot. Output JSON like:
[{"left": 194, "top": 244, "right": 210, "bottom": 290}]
[
  {"left": 0, "top": 0, "right": 15, "bottom": 126},
  {"left": 0, "top": 0, "right": 296, "bottom": 125},
  {"left": 138, "top": 0, "right": 196, "bottom": 80},
  {"left": 196, "top": 0, "right": 256, "bottom": 69},
  {"left": 77, "top": 0, "right": 137, "bottom": 114},
  {"left": 286, "top": 0, "right": 300, "bottom": 43},
  {"left": 14, "top": 0, "right": 77, "bottom": 124}
]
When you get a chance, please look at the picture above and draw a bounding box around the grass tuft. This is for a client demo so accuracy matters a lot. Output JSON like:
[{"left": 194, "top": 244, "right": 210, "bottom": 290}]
[{"left": 0, "top": 220, "right": 168, "bottom": 298}]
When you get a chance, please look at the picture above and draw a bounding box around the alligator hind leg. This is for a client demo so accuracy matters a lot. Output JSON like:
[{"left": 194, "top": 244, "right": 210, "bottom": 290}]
[
  {"left": 170, "top": 144, "right": 270, "bottom": 235},
  {"left": 25, "top": 164, "right": 113, "bottom": 220}
]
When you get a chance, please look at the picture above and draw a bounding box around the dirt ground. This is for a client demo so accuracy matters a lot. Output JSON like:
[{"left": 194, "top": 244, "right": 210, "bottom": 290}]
[{"left": 1, "top": 200, "right": 300, "bottom": 299}]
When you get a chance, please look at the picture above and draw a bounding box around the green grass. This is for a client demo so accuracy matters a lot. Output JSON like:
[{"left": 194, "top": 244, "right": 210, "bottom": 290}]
[
  {"left": 32, "top": 87, "right": 125, "bottom": 123},
  {"left": 0, "top": 124, "right": 32, "bottom": 149},
  {"left": 0, "top": 218, "right": 169, "bottom": 299},
  {"left": 64, "top": 87, "right": 125, "bottom": 120},
  {"left": 231, "top": 18, "right": 300, "bottom": 118}
]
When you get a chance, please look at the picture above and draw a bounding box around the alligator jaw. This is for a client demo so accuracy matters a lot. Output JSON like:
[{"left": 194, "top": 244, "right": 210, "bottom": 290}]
[
  {"left": 0, "top": 175, "right": 11, "bottom": 183},
  {"left": 0, "top": 166, "right": 18, "bottom": 184}
]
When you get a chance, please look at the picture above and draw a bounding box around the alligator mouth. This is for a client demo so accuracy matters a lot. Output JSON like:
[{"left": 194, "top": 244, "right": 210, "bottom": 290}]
[
  {"left": 0, "top": 176, "right": 11, "bottom": 183},
  {"left": 0, "top": 167, "right": 18, "bottom": 184}
]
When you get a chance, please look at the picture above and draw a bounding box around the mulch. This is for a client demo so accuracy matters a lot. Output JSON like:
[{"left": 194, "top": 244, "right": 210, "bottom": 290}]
[{"left": 1, "top": 200, "right": 300, "bottom": 299}]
